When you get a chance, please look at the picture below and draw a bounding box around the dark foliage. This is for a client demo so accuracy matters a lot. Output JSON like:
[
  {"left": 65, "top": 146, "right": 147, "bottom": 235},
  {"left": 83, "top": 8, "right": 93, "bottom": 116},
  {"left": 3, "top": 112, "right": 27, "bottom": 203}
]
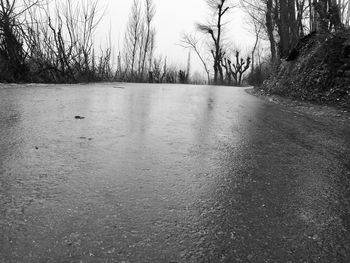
[
  {"left": 0, "top": 1, "right": 27, "bottom": 82},
  {"left": 261, "top": 30, "right": 350, "bottom": 109},
  {"left": 248, "top": 65, "right": 271, "bottom": 87}
]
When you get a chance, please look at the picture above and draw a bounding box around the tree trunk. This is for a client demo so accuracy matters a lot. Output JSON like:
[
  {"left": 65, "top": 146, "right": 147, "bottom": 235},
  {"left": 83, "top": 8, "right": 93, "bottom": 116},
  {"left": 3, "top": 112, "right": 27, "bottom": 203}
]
[
  {"left": 288, "top": 0, "right": 298, "bottom": 47},
  {"left": 309, "top": 0, "right": 316, "bottom": 31},
  {"left": 251, "top": 25, "right": 260, "bottom": 73},
  {"left": 216, "top": 5, "right": 223, "bottom": 84},
  {"left": 279, "top": 0, "right": 290, "bottom": 58},
  {"left": 266, "top": 0, "right": 277, "bottom": 62}
]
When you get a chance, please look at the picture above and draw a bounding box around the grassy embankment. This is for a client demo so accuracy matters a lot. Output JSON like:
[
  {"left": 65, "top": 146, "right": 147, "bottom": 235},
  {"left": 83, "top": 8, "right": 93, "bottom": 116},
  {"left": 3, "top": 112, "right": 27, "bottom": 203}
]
[{"left": 259, "top": 30, "right": 350, "bottom": 109}]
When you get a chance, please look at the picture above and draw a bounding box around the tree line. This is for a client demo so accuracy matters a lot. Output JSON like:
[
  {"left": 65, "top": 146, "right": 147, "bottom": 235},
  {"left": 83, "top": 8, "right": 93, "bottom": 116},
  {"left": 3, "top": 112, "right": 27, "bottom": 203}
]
[
  {"left": 0, "top": 0, "right": 192, "bottom": 84},
  {"left": 1, "top": 0, "right": 348, "bottom": 85},
  {"left": 0, "top": 0, "right": 112, "bottom": 83},
  {"left": 181, "top": 0, "right": 252, "bottom": 86},
  {"left": 118, "top": 0, "right": 191, "bottom": 84},
  {"left": 182, "top": 0, "right": 350, "bottom": 86},
  {"left": 239, "top": 0, "right": 349, "bottom": 85},
  {"left": 242, "top": 0, "right": 348, "bottom": 59},
  {"left": 0, "top": 0, "right": 250, "bottom": 85}
]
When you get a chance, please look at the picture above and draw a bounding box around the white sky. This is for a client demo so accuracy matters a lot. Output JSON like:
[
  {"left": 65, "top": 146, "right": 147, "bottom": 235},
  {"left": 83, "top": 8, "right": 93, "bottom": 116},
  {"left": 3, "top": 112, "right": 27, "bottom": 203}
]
[{"left": 96, "top": 0, "right": 256, "bottom": 75}]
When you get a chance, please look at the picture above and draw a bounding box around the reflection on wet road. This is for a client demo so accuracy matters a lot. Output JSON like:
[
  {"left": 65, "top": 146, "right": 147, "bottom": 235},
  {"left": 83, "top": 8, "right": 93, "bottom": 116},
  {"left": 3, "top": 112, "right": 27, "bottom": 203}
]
[{"left": 0, "top": 83, "right": 349, "bottom": 262}]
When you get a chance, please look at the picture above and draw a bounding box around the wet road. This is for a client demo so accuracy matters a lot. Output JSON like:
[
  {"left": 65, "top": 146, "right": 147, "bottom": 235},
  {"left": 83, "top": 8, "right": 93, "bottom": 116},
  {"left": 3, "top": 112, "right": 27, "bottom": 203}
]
[{"left": 0, "top": 83, "right": 349, "bottom": 263}]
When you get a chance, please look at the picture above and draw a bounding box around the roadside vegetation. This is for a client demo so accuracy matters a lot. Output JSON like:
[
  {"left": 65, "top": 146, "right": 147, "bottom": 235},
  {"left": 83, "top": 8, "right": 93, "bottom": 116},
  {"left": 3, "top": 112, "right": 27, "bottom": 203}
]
[
  {"left": 1, "top": 0, "right": 350, "bottom": 107},
  {"left": 0, "top": 0, "right": 111, "bottom": 83},
  {"left": 241, "top": 0, "right": 350, "bottom": 108},
  {"left": 182, "top": 0, "right": 252, "bottom": 86},
  {"left": 0, "top": 0, "right": 192, "bottom": 84},
  {"left": 0, "top": 0, "right": 249, "bottom": 85}
]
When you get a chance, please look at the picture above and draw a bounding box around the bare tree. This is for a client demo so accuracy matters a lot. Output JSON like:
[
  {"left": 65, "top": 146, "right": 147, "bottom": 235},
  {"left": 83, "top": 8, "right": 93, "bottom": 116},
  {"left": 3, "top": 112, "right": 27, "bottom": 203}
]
[
  {"left": 148, "top": 56, "right": 167, "bottom": 83},
  {"left": 181, "top": 33, "right": 211, "bottom": 84},
  {"left": 147, "top": 30, "right": 155, "bottom": 74},
  {"left": 0, "top": 0, "right": 113, "bottom": 83},
  {"left": 197, "top": 0, "right": 235, "bottom": 84},
  {"left": 124, "top": 0, "right": 142, "bottom": 78},
  {"left": 222, "top": 51, "right": 251, "bottom": 85},
  {"left": 25, "top": 0, "right": 109, "bottom": 82},
  {"left": 240, "top": 0, "right": 278, "bottom": 61},
  {"left": 123, "top": 0, "right": 156, "bottom": 81},
  {"left": 46, "top": 0, "right": 104, "bottom": 81},
  {"left": 140, "top": 0, "right": 155, "bottom": 79},
  {"left": 240, "top": 0, "right": 264, "bottom": 71},
  {"left": 0, "top": 0, "right": 29, "bottom": 80}
]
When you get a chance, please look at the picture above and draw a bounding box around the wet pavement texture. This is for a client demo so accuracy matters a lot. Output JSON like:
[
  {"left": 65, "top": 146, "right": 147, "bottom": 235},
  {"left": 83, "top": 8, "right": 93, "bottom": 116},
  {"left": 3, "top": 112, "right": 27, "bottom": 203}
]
[{"left": 0, "top": 83, "right": 349, "bottom": 263}]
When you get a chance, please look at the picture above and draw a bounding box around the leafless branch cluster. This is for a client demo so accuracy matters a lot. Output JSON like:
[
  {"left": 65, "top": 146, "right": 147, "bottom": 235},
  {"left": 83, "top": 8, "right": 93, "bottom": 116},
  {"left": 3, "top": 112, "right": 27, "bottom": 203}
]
[
  {"left": 0, "top": 0, "right": 115, "bottom": 83},
  {"left": 121, "top": 0, "right": 156, "bottom": 82},
  {"left": 180, "top": 33, "right": 211, "bottom": 84},
  {"left": 182, "top": 0, "right": 252, "bottom": 86},
  {"left": 197, "top": 0, "right": 234, "bottom": 84},
  {"left": 222, "top": 51, "right": 251, "bottom": 85},
  {"left": 119, "top": 0, "right": 191, "bottom": 84}
]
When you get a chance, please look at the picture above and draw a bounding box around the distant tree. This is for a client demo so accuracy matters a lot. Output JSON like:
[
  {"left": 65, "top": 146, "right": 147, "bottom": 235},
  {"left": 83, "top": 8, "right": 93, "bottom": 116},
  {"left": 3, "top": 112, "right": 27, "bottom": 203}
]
[
  {"left": 123, "top": 0, "right": 156, "bottom": 81},
  {"left": 165, "top": 67, "right": 178, "bottom": 83},
  {"left": 178, "top": 70, "right": 188, "bottom": 83},
  {"left": 124, "top": 0, "right": 143, "bottom": 78},
  {"left": 197, "top": 0, "right": 235, "bottom": 84},
  {"left": 148, "top": 56, "right": 166, "bottom": 83},
  {"left": 140, "top": 0, "right": 156, "bottom": 79},
  {"left": 180, "top": 33, "right": 211, "bottom": 84},
  {"left": 186, "top": 50, "right": 191, "bottom": 80},
  {"left": 222, "top": 51, "right": 251, "bottom": 85}
]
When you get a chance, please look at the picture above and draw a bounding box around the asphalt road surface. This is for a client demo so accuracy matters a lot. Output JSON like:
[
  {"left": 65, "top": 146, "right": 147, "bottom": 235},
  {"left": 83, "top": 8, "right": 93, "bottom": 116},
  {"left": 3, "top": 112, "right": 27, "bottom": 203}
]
[{"left": 0, "top": 83, "right": 349, "bottom": 263}]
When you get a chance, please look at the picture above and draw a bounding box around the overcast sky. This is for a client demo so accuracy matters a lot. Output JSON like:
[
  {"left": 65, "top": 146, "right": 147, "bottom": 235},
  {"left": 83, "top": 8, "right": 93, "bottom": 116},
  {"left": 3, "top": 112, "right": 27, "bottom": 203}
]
[{"left": 97, "top": 0, "right": 255, "bottom": 75}]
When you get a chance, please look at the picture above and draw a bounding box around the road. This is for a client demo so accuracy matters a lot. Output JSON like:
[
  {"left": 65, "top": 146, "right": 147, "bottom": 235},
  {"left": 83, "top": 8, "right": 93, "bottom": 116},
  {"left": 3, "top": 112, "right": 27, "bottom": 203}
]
[{"left": 0, "top": 83, "right": 349, "bottom": 262}]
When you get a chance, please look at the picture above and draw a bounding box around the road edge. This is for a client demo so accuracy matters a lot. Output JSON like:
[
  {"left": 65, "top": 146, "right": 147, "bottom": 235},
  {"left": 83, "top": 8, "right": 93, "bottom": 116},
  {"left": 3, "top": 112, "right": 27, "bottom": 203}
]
[{"left": 245, "top": 88, "right": 350, "bottom": 124}]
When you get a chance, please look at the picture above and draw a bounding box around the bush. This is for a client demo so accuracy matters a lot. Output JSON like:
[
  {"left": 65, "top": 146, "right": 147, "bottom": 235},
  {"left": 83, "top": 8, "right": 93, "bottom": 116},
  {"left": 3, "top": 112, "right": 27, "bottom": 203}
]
[{"left": 247, "top": 60, "right": 276, "bottom": 87}]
